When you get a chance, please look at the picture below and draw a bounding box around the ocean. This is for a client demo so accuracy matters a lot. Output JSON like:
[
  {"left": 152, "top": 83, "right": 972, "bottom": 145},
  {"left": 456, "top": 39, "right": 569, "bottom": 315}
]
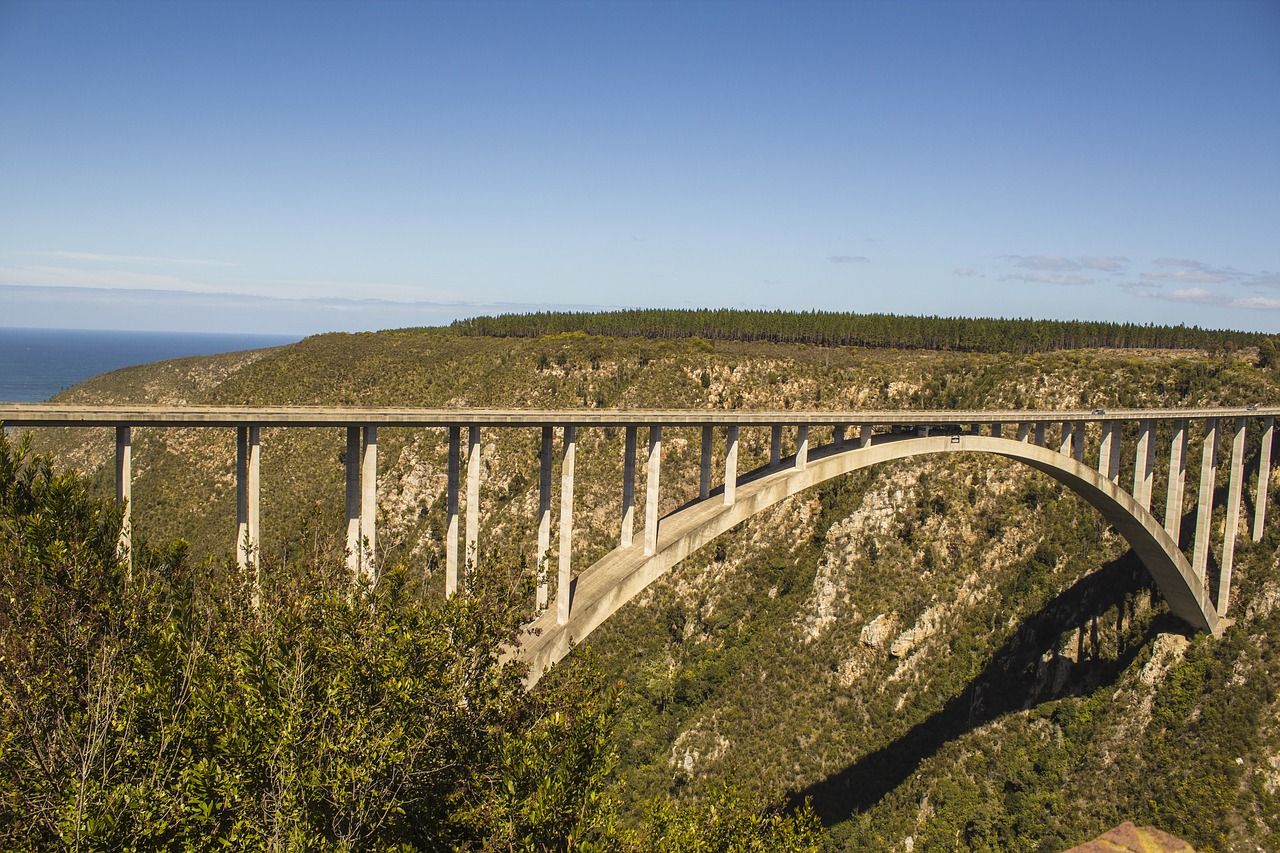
[{"left": 0, "top": 327, "right": 300, "bottom": 402}]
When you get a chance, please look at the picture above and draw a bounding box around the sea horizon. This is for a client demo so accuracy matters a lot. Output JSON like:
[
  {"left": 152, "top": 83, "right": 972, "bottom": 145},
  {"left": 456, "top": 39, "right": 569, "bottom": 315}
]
[{"left": 0, "top": 326, "right": 301, "bottom": 403}]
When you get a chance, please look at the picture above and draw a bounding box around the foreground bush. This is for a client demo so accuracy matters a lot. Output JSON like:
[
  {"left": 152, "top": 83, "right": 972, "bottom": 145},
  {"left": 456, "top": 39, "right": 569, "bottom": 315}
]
[{"left": 0, "top": 429, "right": 819, "bottom": 852}]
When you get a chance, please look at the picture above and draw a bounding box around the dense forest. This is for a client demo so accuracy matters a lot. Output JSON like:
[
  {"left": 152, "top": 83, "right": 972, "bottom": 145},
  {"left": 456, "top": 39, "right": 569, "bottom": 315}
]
[
  {"left": 5, "top": 322, "right": 1280, "bottom": 851},
  {"left": 446, "top": 308, "right": 1268, "bottom": 354}
]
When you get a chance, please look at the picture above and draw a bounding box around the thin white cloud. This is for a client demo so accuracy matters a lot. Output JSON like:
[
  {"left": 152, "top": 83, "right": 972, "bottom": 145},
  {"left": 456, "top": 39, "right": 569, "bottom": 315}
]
[
  {"left": 31, "top": 250, "right": 234, "bottom": 267},
  {"left": 1140, "top": 269, "right": 1233, "bottom": 284},
  {"left": 1010, "top": 255, "right": 1080, "bottom": 271},
  {"left": 0, "top": 263, "right": 466, "bottom": 305},
  {"left": 828, "top": 255, "right": 869, "bottom": 264},
  {"left": 1128, "top": 283, "right": 1280, "bottom": 311},
  {"left": 1144, "top": 257, "right": 1242, "bottom": 284},
  {"left": 1004, "top": 272, "right": 1094, "bottom": 286},
  {"left": 1163, "top": 287, "right": 1227, "bottom": 305},
  {"left": 1003, "top": 255, "right": 1127, "bottom": 274},
  {"left": 952, "top": 267, "right": 978, "bottom": 277},
  {"left": 0, "top": 283, "right": 618, "bottom": 334},
  {"left": 1230, "top": 296, "right": 1280, "bottom": 310},
  {"left": 1078, "top": 256, "right": 1128, "bottom": 272},
  {"left": 0, "top": 264, "right": 215, "bottom": 293}
]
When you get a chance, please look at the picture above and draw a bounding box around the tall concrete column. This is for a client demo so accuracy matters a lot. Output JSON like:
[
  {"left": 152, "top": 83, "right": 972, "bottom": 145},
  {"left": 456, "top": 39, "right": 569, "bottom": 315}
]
[
  {"left": 236, "top": 425, "right": 261, "bottom": 577},
  {"left": 1072, "top": 422, "right": 1084, "bottom": 463},
  {"left": 1192, "top": 418, "right": 1218, "bottom": 585},
  {"left": 360, "top": 426, "right": 377, "bottom": 580},
  {"left": 858, "top": 425, "right": 873, "bottom": 449},
  {"left": 115, "top": 426, "right": 132, "bottom": 574},
  {"left": 1059, "top": 423, "right": 1073, "bottom": 456},
  {"left": 724, "top": 426, "right": 738, "bottom": 506},
  {"left": 1254, "top": 416, "right": 1274, "bottom": 541},
  {"left": 1016, "top": 423, "right": 1031, "bottom": 443},
  {"left": 834, "top": 424, "right": 847, "bottom": 446},
  {"left": 1133, "top": 420, "right": 1155, "bottom": 511},
  {"left": 770, "top": 425, "right": 782, "bottom": 466},
  {"left": 1104, "top": 423, "right": 1122, "bottom": 483},
  {"left": 537, "top": 426, "right": 552, "bottom": 610},
  {"left": 645, "top": 426, "right": 662, "bottom": 556},
  {"left": 1034, "top": 423, "right": 1046, "bottom": 447},
  {"left": 1219, "top": 418, "right": 1247, "bottom": 615},
  {"left": 991, "top": 423, "right": 1002, "bottom": 438},
  {"left": 446, "top": 426, "right": 460, "bottom": 597},
  {"left": 621, "top": 426, "right": 636, "bottom": 547},
  {"left": 1164, "top": 419, "right": 1188, "bottom": 541},
  {"left": 1097, "top": 422, "right": 1114, "bottom": 478},
  {"left": 557, "top": 426, "right": 576, "bottom": 625},
  {"left": 699, "top": 425, "right": 713, "bottom": 499},
  {"left": 345, "top": 426, "right": 361, "bottom": 578},
  {"left": 465, "top": 426, "right": 480, "bottom": 569},
  {"left": 795, "top": 425, "right": 808, "bottom": 471}
]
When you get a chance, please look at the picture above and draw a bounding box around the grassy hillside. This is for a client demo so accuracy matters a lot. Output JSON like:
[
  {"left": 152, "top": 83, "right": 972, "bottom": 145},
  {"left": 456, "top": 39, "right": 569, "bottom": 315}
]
[{"left": 19, "top": 328, "right": 1280, "bottom": 851}]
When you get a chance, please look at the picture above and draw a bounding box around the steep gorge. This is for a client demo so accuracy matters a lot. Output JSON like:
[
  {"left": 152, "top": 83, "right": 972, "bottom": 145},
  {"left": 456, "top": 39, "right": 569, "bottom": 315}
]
[{"left": 20, "top": 330, "right": 1280, "bottom": 852}]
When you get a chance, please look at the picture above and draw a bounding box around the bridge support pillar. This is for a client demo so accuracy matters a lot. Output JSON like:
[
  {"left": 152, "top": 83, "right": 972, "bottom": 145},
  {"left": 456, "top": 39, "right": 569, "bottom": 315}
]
[
  {"left": 796, "top": 425, "right": 808, "bottom": 471},
  {"left": 115, "top": 426, "right": 132, "bottom": 576},
  {"left": 557, "top": 426, "right": 576, "bottom": 625},
  {"left": 362, "top": 427, "right": 378, "bottom": 580},
  {"left": 1192, "top": 418, "right": 1218, "bottom": 585},
  {"left": 1072, "top": 422, "right": 1084, "bottom": 463},
  {"left": 1255, "top": 416, "right": 1274, "bottom": 541},
  {"left": 991, "top": 423, "right": 1002, "bottom": 438},
  {"left": 236, "top": 426, "right": 261, "bottom": 596},
  {"left": 621, "top": 426, "right": 636, "bottom": 547},
  {"left": 1134, "top": 419, "right": 1155, "bottom": 511},
  {"left": 858, "top": 425, "right": 873, "bottom": 449},
  {"left": 1219, "top": 418, "right": 1247, "bottom": 615},
  {"left": 446, "top": 426, "right": 460, "bottom": 597},
  {"left": 342, "top": 426, "right": 378, "bottom": 581},
  {"left": 645, "top": 426, "right": 662, "bottom": 556},
  {"left": 834, "top": 424, "right": 847, "bottom": 446},
  {"left": 537, "top": 426, "right": 552, "bottom": 610},
  {"left": 700, "top": 425, "right": 713, "bottom": 499},
  {"left": 1034, "top": 422, "right": 1046, "bottom": 447},
  {"left": 770, "top": 425, "right": 782, "bottom": 466},
  {"left": 724, "top": 426, "right": 738, "bottom": 505},
  {"left": 1105, "top": 423, "right": 1122, "bottom": 483},
  {"left": 466, "top": 426, "right": 480, "bottom": 569},
  {"left": 1165, "top": 419, "right": 1188, "bottom": 541},
  {"left": 1016, "top": 423, "right": 1031, "bottom": 443},
  {"left": 1059, "top": 423, "right": 1072, "bottom": 456},
  {"left": 1097, "top": 422, "right": 1114, "bottom": 479},
  {"left": 345, "top": 427, "right": 362, "bottom": 578}
]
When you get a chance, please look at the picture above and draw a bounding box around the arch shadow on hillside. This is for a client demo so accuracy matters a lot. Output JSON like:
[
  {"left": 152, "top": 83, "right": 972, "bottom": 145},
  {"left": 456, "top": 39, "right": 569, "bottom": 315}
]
[{"left": 791, "top": 548, "right": 1186, "bottom": 828}]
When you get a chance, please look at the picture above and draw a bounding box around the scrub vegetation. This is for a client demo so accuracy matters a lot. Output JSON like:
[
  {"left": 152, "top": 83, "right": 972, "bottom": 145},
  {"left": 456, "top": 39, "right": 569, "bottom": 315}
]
[{"left": 9, "top": 313, "right": 1280, "bottom": 851}]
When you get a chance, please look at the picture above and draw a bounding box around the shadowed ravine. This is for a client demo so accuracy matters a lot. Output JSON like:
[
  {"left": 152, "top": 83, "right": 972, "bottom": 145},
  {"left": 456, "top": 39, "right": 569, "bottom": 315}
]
[{"left": 793, "top": 550, "right": 1173, "bottom": 826}]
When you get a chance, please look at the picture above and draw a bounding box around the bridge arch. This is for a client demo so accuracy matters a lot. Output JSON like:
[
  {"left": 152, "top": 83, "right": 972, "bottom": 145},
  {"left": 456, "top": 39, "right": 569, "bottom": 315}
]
[{"left": 519, "top": 433, "right": 1219, "bottom": 684}]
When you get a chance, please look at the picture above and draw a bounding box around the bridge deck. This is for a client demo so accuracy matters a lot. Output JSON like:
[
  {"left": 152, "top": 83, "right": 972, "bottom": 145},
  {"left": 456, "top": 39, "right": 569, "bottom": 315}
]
[{"left": 1, "top": 403, "right": 1274, "bottom": 427}]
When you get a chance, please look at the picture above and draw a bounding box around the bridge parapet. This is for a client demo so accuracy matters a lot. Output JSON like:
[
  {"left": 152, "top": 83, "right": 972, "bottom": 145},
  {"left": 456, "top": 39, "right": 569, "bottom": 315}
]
[{"left": 3, "top": 404, "right": 1274, "bottom": 661}]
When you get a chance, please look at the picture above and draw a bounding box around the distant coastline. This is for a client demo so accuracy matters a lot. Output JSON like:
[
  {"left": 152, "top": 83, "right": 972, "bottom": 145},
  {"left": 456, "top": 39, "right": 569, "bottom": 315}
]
[{"left": 0, "top": 327, "right": 300, "bottom": 403}]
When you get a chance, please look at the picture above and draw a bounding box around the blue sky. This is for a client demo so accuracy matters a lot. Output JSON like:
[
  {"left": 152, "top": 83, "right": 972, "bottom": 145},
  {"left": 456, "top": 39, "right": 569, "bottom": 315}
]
[{"left": 1, "top": 0, "right": 1277, "bottom": 335}]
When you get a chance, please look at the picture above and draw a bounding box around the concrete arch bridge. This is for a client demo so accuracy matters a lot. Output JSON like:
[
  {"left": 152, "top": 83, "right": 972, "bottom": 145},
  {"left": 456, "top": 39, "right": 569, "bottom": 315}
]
[{"left": 3, "top": 404, "right": 1275, "bottom": 684}]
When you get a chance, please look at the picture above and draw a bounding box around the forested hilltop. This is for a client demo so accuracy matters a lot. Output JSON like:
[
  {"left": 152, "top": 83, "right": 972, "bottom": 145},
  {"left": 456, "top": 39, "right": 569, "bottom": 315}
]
[
  {"left": 9, "top": 321, "right": 1280, "bottom": 851},
  {"left": 446, "top": 308, "right": 1267, "bottom": 354}
]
